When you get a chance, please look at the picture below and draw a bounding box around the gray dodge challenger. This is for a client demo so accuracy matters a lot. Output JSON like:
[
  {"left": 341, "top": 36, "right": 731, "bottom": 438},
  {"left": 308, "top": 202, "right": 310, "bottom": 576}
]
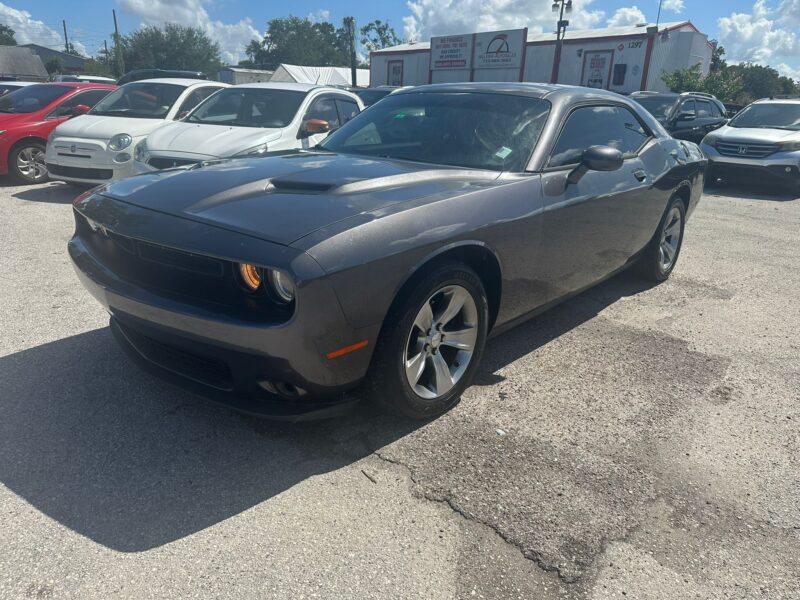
[{"left": 69, "top": 83, "right": 707, "bottom": 420}]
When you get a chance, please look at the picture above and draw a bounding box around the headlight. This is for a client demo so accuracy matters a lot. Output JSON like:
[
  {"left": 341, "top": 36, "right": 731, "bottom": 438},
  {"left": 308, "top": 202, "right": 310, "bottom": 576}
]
[
  {"left": 108, "top": 133, "right": 132, "bottom": 151},
  {"left": 779, "top": 141, "right": 800, "bottom": 152},
  {"left": 266, "top": 269, "right": 295, "bottom": 303},
  {"left": 701, "top": 134, "right": 718, "bottom": 148},
  {"left": 134, "top": 139, "right": 149, "bottom": 163},
  {"left": 239, "top": 263, "right": 262, "bottom": 291},
  {"left": 233, "top": 143, "right": 269, "bottom": 157}
]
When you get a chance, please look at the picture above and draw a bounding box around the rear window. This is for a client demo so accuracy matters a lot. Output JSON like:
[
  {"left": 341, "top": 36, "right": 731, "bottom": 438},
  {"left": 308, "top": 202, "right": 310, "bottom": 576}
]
[{"left": 0, "top": 84, "right": 71, "bottom": 114}]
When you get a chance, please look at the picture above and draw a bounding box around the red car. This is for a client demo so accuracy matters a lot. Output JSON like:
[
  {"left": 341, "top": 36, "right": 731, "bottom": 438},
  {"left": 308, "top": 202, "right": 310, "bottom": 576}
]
[{"left": 0, "top": 82, "right": 116, "bottom": 184}]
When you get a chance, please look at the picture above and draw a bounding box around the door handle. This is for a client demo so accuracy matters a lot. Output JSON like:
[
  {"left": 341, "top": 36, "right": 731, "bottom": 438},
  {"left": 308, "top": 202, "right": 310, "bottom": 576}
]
[{"left": 633, "top": 169, "right": 647, "bottom": 182}]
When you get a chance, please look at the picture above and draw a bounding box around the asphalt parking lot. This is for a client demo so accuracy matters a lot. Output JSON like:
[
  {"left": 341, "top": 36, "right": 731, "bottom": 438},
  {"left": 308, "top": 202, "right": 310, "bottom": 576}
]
[{"left": 1, "top": 179, "right": 798, "bottom": 599}]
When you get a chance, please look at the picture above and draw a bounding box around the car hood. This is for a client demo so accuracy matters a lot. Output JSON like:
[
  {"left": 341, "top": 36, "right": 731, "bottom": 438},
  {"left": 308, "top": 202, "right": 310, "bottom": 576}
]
[
  {"left": 97, "top": 152, "right": 502, "bottom": 246},
  {"left": 54, "top": 114, "right": 168, "bottom": 140},
  {"left": 715, "top": 126, "right": 800, "bottom": 143},
  {"left": 146, "top": 122, "right": 284, "bottom": 157}
]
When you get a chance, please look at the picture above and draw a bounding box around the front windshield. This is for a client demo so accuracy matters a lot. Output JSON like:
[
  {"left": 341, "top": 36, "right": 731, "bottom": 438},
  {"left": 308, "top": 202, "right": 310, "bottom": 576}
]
[
  {"left": 0, "top": 84, "right": 70, "bottom": 113},
  {"left": 729, "top": 103, "right": 800, "bottom": 131},
  {"left": 355, "top": 89, "right": 392, "bottom": 106},
  {"left": 187, "top": 88, "right": 305, "bottom": 128},
  {"left": 90, "top": 82, "right": 184, "bottom": 119},
  {"left": 320, "top": 92, "right": 551, "bottom": 172},
  {"left": 633, "top": 97, "right": 676, "bottom": 121}
]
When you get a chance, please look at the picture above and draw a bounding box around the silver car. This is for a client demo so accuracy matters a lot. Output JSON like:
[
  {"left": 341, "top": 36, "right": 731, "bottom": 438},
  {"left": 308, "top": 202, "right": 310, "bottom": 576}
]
[{"left": 701, "top": 98, "right": 800, "bottom": 192}]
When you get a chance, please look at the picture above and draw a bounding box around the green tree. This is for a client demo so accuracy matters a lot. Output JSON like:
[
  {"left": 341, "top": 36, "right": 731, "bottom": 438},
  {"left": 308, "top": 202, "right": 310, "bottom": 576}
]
[
  {"left": 661, "top": 64, "right": 704, "bottom": 94},
  {"left": 709, "top": 40, "right": 727, "bottom": 73},
  {"left": 661, "top": 62, "right": 798, "bottom": 104},
  {"left": 0, "top": 24, "right": 16, "bottom": 45},
  {"left": 83, "top": 57, "right": 113, "bottom": 78},
  {"left": 360, "top": 20, "right": 403, "bottom": 53},
  {"left": 121, "top": 24, "right": 222, "bottom": 75},
  {"left": 248, "top": 16, "right": 351, "bottom": 70},
  {"left": 44, "top": 56, "right": 64, "bottom": 75}
]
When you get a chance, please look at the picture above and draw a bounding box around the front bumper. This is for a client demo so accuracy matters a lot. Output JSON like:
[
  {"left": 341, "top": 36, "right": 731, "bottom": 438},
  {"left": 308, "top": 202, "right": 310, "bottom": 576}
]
[
  {"left": 46, "top": 136, "right": 139, "bottom": 184},
  {"left": 701, "top": 144, "right": 800, "bottom": 185},
  {"left": 68, "top": 197, "right": 378, "bottom": 419}
]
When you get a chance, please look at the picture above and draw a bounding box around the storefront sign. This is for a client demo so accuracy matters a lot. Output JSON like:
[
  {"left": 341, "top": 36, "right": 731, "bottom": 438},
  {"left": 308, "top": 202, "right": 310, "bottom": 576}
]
[
  {"left": 474, "top": 29, "right": 526, "bottom": 69},
  {"left": 430, "top": 34, "right": 473, "bottom": 69}
]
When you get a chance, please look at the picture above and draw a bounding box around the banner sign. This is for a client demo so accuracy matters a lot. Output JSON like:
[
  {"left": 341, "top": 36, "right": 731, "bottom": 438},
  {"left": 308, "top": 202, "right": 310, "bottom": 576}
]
[
  {"left": 430, "top": 34, "right": 473, "bottom": 69},
  {"left": 474, "top": 29, "right": 526, "bottom": 69}
]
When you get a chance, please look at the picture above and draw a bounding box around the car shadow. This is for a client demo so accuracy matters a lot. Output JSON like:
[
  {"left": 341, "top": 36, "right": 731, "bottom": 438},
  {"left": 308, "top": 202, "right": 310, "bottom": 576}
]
[
  {"left": 0, "top": 327, "right": 418, "bottom": 552},
  {"left": 0, "top": 270, "right": 653, "bottom": 552},
  {"left": 9, "top": 182, "right": 88, "bottom": 204},
  {"left": 704, "top": 181, "right": 799, "bottom": 202},
  {"left": 474, "top": 270, "right": 656, "bottom": 385}
]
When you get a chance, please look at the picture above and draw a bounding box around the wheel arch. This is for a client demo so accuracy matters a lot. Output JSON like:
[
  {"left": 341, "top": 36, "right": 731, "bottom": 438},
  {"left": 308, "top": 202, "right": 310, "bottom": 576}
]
[
  {"left": 674, "top": 180, "right": 692, "bottom": 213},
  {"left": 383, "top": 241, "right": 504, "bottom": 334}
]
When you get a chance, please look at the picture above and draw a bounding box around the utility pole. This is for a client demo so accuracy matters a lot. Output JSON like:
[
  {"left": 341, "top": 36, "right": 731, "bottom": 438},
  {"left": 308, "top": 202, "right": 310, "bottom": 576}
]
[
  {"left": 104, "top": 40, "right": 109, "bottom": 66},
  {"left": 656, "top": 0, "right": 663, "bottom": 28},
  {"left": 112, "top": 9, "right": 125, "bottom": 78},
  {"left": 344, "top": 17, "right": 358, "bottom": 87},
  {"left": 549, "top": 0, "right": 573, "bottom": 84},
  {"left": 62, "top": 20, "right": 69, "bottom": 53}
]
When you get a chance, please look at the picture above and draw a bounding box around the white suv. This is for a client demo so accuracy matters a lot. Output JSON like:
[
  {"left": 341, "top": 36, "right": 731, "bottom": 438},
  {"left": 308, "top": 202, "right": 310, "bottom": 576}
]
[
  {"left": 701, "top": 98, "right": 800, "bottom": 192},
  {"left": 46, "top": 78, "right": 227, "bottom": 184},
  {"left": 134, "top": 83, "right": 363, "bottom": 172}
]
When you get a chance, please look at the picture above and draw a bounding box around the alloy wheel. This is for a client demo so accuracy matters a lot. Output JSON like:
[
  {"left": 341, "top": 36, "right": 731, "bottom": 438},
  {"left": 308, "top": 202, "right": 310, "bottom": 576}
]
[
  {"left": 404, "top": 284, "right": 479, "bottom": 400},
  {"left": 16, "top": 146, "right": 48, "bottom": 182},
  {"left": 658, "top": 206, "right": 682, "bottom": 273}
]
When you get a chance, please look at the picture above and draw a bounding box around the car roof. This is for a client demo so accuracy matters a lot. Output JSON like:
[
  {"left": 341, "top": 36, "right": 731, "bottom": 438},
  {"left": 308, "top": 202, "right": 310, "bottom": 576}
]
[
  {"left": 224, "top": 82, "right": 323, "bottom": 92},
  {"left": 24, "top": 82, "right": 117, "bottom": 89},
  {"left": 394, "top": 82, "right": 636, "bottom": 103},
  {"left": 753, "top": 97, "right": 800, "bottom": 104},
  {"left": 129, "top": 78, "right": 224, "bottom": 87}
]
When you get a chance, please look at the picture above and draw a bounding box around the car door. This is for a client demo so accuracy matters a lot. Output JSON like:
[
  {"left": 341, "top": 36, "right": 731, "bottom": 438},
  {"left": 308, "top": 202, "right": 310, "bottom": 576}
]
[
  {"left": 538, "top": 103, "right": 657, "bottom": 300},
  {"left": 298, "top": 95, "right": 341, "bottom": 149},
  {"left": 46, "top": 89, "right": 112, "bottom": 124}
]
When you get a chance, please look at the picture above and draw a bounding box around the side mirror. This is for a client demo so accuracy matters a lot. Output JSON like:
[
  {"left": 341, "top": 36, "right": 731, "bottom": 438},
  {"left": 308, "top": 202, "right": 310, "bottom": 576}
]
[
  {"left": 677, "top": 110, "right": 696, "bottom": 122},
  {"left": 176, "top": 110, "right": 190, "bottom": 120},
  {"left": 302, "top": 118, "right": 331, "bottom": 136},
  {"left": 567, "top": 145, "right": 624, "bottom": 185},
  {"left": 70, "top": 104, "right": 91, "bottom": 117}
]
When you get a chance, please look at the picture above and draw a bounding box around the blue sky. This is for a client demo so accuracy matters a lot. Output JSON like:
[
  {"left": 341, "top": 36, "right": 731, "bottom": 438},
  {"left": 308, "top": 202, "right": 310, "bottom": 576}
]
[{"left": 2, "top": 0, "right": 798, "bottom": 77}]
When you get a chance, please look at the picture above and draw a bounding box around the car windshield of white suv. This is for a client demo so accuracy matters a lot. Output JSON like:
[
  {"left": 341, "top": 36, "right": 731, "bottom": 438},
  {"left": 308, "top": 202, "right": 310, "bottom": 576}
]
[
  {"left": 0, "top": 84, "right": 70, "bottom": 113},
  {"left": 186, "top": 88, "right": 306, "bottom": 128},
  {"left": 90, "top": 82, "right": 184, "bottom": 119},
  {"left": 729, "top": 103, "right": 800, "bottom": 131},
  {"left": 320, "top": 92, "right": 551, "bottom": 172}
]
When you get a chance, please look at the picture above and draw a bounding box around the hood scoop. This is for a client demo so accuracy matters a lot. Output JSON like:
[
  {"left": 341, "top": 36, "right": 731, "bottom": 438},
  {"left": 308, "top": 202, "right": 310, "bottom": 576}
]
[{"left": 268, "top": 177, "right": 335, "bottom": 193}]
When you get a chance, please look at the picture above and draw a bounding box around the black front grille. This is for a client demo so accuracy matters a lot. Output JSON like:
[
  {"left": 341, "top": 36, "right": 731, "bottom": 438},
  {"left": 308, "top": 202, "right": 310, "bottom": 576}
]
[
  {"left": 148, "top": 157, "right": 199, "bottom": 170},
  {"left": 716, "top": 141, "right": 779, "bottom": 158},
  {"left": 120, "top": 322, "right": 234, "bottom": 390},
  {"left": 48, "top": 163, "right": 114, "bottom": 180}
]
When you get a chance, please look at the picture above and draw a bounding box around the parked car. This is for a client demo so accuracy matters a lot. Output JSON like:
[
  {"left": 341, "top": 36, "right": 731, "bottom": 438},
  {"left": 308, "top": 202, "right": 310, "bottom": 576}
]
[
  {"left": 52, "top": 75, "right": 117, "bottom": 85},
  {"left": 700, "top": 97, "right": 800, "bottom": 192},
  {"left": 0, "top": 81, "right": 38, "bottom": 97},
  {"left": 135, "top": 83, "right": 363, "bottom": 172},
  {"left": 45, "top": 78, "right": 228, "bottom": 185},
  {"left": 630, "top": 91, "right": 728, "bottom": 143},
  {"left": 0, "top": 82, "right": 116, "bottom": 183},
  {"left": 347, "top": 86, "right": 410, "bottom": 107},
  {"left": 117, "top": 69, "right": 208, "bottom": 86},
  {"left": 69, "top": 83, "right": 706, "bottom": 420}
]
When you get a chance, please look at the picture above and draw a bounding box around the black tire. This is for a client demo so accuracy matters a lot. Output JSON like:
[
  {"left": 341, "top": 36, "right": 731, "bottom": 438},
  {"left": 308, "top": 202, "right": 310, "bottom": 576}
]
[
  {"left": 366, "top": 262, "right": 489, "bottom": 419},
  {"left": 9, "top": 141, "right": 48, "bottom": 184},
  {"left": 635, "top": 195, "right": 686, "bottom": 282}
]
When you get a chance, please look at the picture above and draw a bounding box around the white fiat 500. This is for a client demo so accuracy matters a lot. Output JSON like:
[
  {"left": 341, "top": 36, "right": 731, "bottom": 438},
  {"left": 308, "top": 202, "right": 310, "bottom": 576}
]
[
  {"left": 46, "top": 78, "right": 227, "bottom": 184},
  {"left": 134, "top": 82, "right": 363, "bottom": 172}
]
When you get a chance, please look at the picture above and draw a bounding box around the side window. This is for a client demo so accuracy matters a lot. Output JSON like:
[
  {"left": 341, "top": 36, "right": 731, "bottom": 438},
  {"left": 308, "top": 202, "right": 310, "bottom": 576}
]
[
  {"left": 336, "top": 98, "right": 360, "bottom": 124},
  {"left": 709, "top": 101, "right": 723, "bottom": 118},
  {"left": 681, "top": 99, "right": 696, "bottom": 116},
  {"left": 304, "top": 96, "right": 341, "bottom": 130},
  {"left": 177, "top": 86, "right": 222, "bottom": 117},
  {"left": 48, "top": 89, "right": 111, "bottom": 118},
  {"left": 696, "top": 100, "right": 712, "bottom": 118},
  {"left": 548, "top": 105, "right": 651, "bottom": 168}
]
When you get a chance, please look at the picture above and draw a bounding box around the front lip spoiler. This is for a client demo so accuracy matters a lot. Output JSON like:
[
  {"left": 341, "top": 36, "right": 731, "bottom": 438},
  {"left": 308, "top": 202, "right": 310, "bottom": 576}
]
[{"left": 110, "top": 317, "right": 361, "bottom": 421}]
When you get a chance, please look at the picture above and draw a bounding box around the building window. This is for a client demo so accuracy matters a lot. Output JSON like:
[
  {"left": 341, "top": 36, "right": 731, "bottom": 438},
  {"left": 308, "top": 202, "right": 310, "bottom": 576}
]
[{"left": 613, "top": 64, "right": 627, "bottom": 86}]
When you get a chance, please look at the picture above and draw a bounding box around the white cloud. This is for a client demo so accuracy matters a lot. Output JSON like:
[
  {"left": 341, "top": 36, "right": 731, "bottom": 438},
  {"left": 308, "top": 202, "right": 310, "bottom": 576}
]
[
  {"left": 661, "top": 0, "right": 685, "bottom": 13},
  {"left": 607, "top": 6, "right": 647, "bottom": 27},
  {"left": 403, "top": 0, "right": 604, "bottom": 42},
  {"left": 118, "top": 0, "right": 260, "bottom": 64},
  {"left": 307, "top": 9, "right": 331, "bottom": 23},
  {"left": 0, "top": 2, "right": 88, "bottom": 55},
  {"left": 717, "top": 0, "right": 800, "bottom": 73}
]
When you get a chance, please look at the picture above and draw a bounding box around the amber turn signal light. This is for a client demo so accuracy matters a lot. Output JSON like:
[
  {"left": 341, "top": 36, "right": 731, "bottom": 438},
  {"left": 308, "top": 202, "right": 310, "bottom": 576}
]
[{"left": 239, "top": 263, "right": 262, "bottom": 291}]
